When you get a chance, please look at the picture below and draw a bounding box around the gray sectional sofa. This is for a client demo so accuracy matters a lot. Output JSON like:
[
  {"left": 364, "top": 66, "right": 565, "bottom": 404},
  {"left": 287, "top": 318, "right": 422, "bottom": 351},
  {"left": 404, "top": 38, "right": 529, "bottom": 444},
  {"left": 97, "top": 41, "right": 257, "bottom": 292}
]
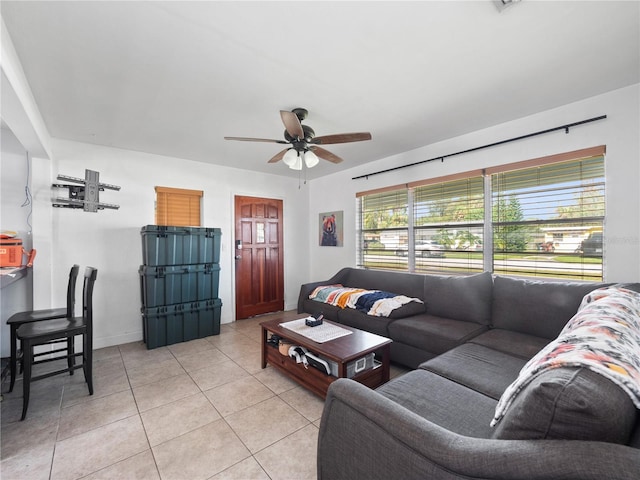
[{"left": 297, "top": 268, "right": 640, "bottom": 479}]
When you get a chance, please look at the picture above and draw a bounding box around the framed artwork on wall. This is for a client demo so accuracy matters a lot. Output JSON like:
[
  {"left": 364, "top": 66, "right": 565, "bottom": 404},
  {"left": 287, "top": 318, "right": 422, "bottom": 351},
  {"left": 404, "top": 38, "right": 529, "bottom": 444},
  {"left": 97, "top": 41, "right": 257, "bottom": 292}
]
[{"left": 319, "top": 211, "right": 343, "bottom": 247}]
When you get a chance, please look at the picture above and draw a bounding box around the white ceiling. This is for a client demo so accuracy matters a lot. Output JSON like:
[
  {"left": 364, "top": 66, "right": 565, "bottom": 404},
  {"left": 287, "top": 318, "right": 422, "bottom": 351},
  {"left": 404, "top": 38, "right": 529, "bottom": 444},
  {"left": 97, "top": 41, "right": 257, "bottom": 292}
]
[{"left": 2, "top": 1, "right": 639, "bottom": 179}]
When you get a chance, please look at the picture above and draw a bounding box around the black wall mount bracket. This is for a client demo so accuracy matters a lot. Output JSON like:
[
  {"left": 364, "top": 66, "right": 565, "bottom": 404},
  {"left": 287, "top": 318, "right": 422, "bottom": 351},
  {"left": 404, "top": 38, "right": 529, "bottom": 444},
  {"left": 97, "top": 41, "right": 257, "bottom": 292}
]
[{"left": 52, "top": 169, "right": 120, "bottom": 211}]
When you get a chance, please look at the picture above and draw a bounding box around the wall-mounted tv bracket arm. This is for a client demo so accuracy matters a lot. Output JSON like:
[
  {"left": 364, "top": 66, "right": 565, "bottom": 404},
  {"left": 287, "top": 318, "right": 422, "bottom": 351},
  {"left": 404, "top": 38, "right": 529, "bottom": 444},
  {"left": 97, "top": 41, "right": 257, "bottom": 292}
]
[{"left": 52, "top": 169, "right": 120, "bottom": 211}]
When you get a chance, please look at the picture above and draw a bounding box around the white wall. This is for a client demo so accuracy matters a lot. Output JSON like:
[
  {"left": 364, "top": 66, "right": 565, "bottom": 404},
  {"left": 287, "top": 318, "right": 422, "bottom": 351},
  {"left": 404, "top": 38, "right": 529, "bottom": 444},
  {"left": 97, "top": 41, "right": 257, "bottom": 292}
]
[
  {"left": 31, "top": 140, "right": 310, "bottom": 349},
  {"left": 1, "top": 18, "right": 56, "bottom": 358},
  {"left": 1, "top": 126, "right": 32, "bottom": 249},
  {"left": 0, "top": 126, "right": 34, "bottom": 357},
  {"left": 307, "top": 84, "right": 640, "bottom": 283},
  {"left": 7, "top": 76, "right": 640, "bottom": 353}
]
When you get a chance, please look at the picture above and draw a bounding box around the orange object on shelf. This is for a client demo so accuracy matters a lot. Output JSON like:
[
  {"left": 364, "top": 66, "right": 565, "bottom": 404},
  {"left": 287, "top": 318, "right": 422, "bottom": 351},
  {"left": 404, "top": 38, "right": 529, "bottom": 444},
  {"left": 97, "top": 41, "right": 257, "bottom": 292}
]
[{"left": 0, "top": 238, "right": 36, "bottom": 267}]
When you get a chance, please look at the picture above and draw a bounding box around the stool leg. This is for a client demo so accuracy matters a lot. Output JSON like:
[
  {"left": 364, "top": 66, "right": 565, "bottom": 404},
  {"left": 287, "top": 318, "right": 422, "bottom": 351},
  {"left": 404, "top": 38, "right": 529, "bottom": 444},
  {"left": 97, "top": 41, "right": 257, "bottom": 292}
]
[
  {"left": 67, "top": 337, "right": 75, "bottom": 376},
  {"left": 21, "top": 340, "right": 32, "bottom": 421},
  {"left": 83, "top": 332, "right": 93, "bottom": 395},
  {"left": 9, "top": 324, "right": 17, "bottom": 393}
]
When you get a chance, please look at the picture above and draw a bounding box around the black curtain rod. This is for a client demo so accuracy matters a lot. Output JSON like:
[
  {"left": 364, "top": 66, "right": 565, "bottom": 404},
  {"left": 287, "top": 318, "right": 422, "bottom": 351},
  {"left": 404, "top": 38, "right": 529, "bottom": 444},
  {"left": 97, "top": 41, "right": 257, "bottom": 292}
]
[{"left": 352, "top": 114, "right": 607, "bottom": 180}]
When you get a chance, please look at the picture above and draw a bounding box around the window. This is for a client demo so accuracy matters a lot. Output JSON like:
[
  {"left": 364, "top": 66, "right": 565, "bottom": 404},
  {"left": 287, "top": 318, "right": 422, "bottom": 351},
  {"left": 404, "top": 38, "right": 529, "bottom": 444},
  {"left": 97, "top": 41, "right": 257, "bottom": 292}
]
[
  {"left": 357, "top": 146, "right": 605, "bottom": 281},
  {"left": 491, "top": 154, "right": 604, "bottom": 280},
  {"left": 155, "top": 186, "right": 202, "bottom": 226},
  {"left": 357, "top": 188, "right": 408, "bottom": 271},
  {"left": 413, "top": 176, "right": 484, "bottom": 274}
]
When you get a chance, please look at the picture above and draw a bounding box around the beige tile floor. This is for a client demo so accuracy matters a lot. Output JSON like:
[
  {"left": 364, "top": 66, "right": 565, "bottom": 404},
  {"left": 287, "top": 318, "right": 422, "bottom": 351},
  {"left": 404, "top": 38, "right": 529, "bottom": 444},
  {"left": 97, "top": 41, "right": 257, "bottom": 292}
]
[{"left": 1, "top": 310, "right": 408, "bottom": 480}]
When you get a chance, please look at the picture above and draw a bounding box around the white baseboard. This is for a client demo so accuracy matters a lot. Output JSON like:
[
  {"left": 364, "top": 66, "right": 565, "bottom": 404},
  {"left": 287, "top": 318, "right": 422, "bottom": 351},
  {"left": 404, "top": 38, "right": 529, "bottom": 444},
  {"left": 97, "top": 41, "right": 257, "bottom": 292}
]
[{"left": 94, "top": 331, "right": 143, "bottom": 350}]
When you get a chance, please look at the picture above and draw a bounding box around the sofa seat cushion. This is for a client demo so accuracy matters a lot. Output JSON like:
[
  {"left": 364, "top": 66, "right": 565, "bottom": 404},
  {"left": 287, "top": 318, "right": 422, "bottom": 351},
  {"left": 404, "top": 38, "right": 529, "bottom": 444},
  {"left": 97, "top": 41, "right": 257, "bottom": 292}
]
[
  {"left": 491, "top": 276, "right": 609, "bottom": 339},
  {"left": 335, "top": 308, "right": 394, "bottom": 337},
  {"left": 387, "top": 314, "right": 487, "bottom": 356},
  {"left": 420, "top": 343, "right": 527, "bottom": 400},
  {"left": 376, "top": 369, "right": 496, "bottom": 438},
  {"left": 492, "top": 367, "right": 638, "bottom": 443},
  {"left": 469, "top": 329, "right": 550, "bottom": 360},
  {"left": 389, "top": 342, "right": 437, "bottom": 369},
  {"left": 423, "top": 271, "right": 493, "bottom": 325}
]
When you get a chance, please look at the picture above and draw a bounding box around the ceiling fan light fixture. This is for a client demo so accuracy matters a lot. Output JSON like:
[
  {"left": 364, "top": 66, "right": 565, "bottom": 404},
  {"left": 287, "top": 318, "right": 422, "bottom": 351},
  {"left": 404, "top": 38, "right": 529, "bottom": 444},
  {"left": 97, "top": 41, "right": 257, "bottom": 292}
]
[
  {"left": 290, "top": 155, "right": 303, "bottom": 170},
  {"left": 303, "top": 150, "right": 319, "bottom": 168},
  {"left": 282, "top": 148, "right": 299, "bottom": 167}
]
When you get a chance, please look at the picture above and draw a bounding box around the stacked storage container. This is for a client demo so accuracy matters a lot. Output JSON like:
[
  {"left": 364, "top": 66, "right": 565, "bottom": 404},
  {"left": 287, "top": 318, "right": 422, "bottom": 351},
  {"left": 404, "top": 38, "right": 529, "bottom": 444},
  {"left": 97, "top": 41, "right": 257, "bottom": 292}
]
[{"left": 140, "top": 226, "right": 222, "bottom": 349}]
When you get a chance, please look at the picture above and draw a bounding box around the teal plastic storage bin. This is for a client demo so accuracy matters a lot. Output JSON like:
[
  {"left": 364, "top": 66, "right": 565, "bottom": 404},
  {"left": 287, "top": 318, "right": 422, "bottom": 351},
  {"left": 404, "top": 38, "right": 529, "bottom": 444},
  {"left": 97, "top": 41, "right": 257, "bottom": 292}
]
[
  {"left": 140, "top": 264, "right": 218, "bottom": 307},
  {"left": 141, "top": 225, "right": 221, "bottom": 266},
  {"left": 142, "top": 299, "right": 222, "bottom": 349},
  {"left": 140, "top": 225, "right": 222, "bottom": 349},
  {"left": 139, "top": 265, "right": 187, "bottom": 307}
]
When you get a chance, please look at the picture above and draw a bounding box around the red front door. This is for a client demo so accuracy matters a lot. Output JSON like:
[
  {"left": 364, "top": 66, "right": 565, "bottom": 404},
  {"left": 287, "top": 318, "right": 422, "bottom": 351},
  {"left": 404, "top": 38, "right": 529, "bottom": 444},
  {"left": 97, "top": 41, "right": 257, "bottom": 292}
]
[{"left": 234, "top": 196, "right": 284, "bottom": 319}]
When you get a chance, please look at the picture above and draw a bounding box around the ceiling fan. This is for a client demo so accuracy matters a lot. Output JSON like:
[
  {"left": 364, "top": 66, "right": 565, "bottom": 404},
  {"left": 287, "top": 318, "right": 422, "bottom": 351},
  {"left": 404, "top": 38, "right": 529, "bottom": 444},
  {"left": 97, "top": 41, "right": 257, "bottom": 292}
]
[{"left": 224, "top": 108, "right": 372, "bottom": 170}]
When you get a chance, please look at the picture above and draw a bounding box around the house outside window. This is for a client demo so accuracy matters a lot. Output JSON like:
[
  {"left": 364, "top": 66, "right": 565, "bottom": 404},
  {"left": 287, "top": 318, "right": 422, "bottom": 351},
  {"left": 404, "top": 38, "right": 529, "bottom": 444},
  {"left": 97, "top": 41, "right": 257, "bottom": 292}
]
[{"left": 357, "top": 146, "right": 605, "bottom": 281}]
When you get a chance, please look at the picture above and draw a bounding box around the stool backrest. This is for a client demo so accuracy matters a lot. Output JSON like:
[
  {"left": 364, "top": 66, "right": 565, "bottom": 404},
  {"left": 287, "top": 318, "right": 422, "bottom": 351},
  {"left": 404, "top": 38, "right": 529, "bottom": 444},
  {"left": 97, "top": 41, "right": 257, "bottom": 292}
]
[
  {"left": 81, "top": 267, "right": 98, "bottom": 325},
  {"left": 66, "top": 265, "right": 81, "bottom": 317}
]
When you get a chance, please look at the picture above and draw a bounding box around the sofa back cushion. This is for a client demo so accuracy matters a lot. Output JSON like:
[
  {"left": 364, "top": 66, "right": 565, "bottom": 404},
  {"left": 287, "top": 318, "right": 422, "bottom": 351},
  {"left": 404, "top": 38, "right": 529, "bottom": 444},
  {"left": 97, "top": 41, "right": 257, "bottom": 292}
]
[
  {"left": 492, "top": 367, "right": 637, "bottom": 444},
  {"left": 423, "top": 272, "right": 493, "bottom": 325},
  {"left": 339, "top": 268, "right": 426, "bottom": 300},
  {"left": 491, "top": 276, "right": 609, "bottom": 338}
]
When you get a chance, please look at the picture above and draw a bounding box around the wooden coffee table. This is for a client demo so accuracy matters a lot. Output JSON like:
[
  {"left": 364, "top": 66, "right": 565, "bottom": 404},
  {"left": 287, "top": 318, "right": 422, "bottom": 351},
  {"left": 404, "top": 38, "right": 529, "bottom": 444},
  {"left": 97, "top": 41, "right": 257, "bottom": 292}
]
[{"left": 260, "top": 317, "right": 392, "bottom": 398}]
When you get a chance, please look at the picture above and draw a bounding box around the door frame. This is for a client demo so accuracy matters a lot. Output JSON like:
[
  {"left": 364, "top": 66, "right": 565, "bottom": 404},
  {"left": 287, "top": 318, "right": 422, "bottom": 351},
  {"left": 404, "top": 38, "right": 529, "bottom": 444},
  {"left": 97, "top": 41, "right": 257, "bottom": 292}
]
[{"left": 233, "top": 194, "right": 285, "bottom": 320}]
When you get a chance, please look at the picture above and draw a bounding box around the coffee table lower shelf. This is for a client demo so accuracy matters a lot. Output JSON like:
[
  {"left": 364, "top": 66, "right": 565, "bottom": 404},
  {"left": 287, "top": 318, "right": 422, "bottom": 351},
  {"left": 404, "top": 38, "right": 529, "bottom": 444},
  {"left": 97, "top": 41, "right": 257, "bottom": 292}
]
[{"left": 264, "top": 345, "right": 385, "bottom": 398}]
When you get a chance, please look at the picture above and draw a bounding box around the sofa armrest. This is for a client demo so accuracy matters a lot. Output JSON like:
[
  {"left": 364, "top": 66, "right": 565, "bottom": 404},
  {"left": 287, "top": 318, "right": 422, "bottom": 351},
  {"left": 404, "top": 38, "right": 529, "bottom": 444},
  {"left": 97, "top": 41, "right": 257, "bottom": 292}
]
[
  {"left": 297, "top": 280, "right": 331, "bottom": 313},
  {"left": 318, "top": 379, "right": 640, "bottom": 480},
  {"left": 297, "top": 268, "right": 352, "bottom": 313}
]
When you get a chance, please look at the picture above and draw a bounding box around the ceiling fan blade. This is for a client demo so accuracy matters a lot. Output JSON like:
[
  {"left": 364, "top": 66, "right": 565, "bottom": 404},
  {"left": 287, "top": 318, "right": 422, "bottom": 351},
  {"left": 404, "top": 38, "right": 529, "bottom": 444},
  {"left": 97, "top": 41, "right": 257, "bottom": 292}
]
[
  {"left": 268, "top": 149, "right": 289, "bottom": 163},
  {"left": 310, "top": 146, "right": 343, "bottom": 164},
  {"left": 224, "top": 136, "right": 288, "bottom": 144},
  {"left": 280, "top": 110, "right": 304, "bottom": 139},
  {"left": 311, "top": 132, "right": 372, "bottom": 145}
]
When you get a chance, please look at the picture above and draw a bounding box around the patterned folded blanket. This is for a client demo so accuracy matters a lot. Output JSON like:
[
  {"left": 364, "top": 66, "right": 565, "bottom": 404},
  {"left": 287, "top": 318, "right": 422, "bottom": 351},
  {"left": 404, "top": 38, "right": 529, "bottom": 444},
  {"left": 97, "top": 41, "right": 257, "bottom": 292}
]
[
  {"left": 491, "top": 286, "right": 640, "bottom": 427},
  {"left": 309, "top": 284, "right": 423, "bottom": 317}
]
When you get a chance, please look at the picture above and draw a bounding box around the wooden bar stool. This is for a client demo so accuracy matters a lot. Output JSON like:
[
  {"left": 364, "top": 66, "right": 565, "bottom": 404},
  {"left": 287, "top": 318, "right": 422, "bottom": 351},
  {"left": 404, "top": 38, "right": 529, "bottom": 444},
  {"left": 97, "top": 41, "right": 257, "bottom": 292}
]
[
  {"left": 6, "top": 265, "right": 80, "bottom": 393},
  {"left": 16, "top": 267, "right": 97, "bottom": 420}
]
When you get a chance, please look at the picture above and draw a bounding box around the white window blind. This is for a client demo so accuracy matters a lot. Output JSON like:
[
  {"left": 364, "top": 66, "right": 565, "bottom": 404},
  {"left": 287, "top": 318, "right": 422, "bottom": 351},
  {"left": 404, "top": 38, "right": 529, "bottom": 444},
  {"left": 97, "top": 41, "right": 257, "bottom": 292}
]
[
  {"left": 491, "top": 154, "right": 605, "bottom": 280},
  {"left": 357, "top": 188, "right": 409, "bottom": 271},
  {"left": 155, "top": 186, "right": 203, "bottom": 227},
  {"left": 357, "top": 146, "right": 606, "bottom": 281},
  {"left": 413, "top": 176, "right": 484, "bottom": 274}
]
